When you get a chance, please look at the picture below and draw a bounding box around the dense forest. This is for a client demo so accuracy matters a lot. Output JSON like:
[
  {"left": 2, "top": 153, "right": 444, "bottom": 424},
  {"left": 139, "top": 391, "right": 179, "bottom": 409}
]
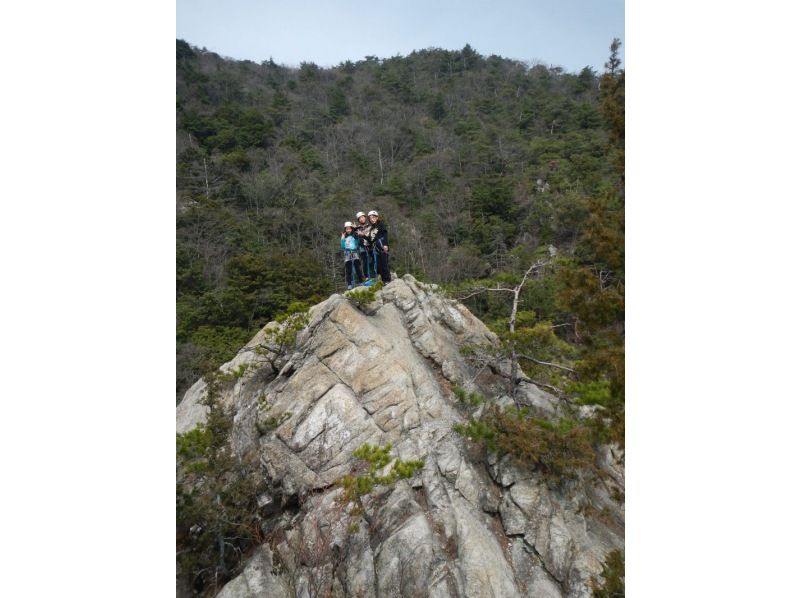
[{"left": 176, "top": 39, "right": 624, "bottom": 441}]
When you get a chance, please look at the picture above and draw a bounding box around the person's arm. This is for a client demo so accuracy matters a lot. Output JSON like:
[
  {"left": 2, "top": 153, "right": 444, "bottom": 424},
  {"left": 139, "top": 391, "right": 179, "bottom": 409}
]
[{"left": 380, "top": 224, "right": 389, "bottom": 252}]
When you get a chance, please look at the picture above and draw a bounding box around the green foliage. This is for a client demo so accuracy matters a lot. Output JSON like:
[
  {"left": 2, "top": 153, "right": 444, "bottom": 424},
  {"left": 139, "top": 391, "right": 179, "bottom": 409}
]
[
  {"left": 336, "top": 443, "right": 425, "bottom": 506},
  {"left": 512, "top": 321, "right": 576, "bottom": 355},
  {"left": 327, "top": 85, "right": 350, "bottom": 121},
  {"left": 344, "top": 280, "right": 384, "bottom": 307},
  {"left": 186, "top": 325, "right": 251, "bottom": 367},
  {"left": 556, "top": 202, "right": 624, "bottom": 438},
  {"left": 574, "top": 66, "right": 597, "bottom": 96},
  {"left": 252, "top": 390, "right": 291, "bottom": 435},
  {"left": 274, "top": 300, "right": 309, "bottom": 321},
  {"left": 217, "top": 362, "right": 253, "bottom": 383},
  {"left": 453, "top": 419, "right": 498, "bottom": 451},
  {"left": 569, "top": 379, "right": 613, "bottom": 407},
  {"left": 592, "top": 549, "right": 625, "bottom": 597},
  {"left": 430, "top": 93, "right": 446, "bottom": 120},
  {"left": 453, "top": 386, "right": 486, "bottom": 407},
  {"left": 182, "top": 105, "right": 273, "bottom": 152},
  {"left": 257, "top": 302, "right": 310, "bottom": 364},
  {"left": 490, "top": 408, "right": 597, "bottom": 481},
  {"left": 221, "top": 148, "right": 250, "bottom": 171},
  {"left": 470, "top": 174, "right": 515, "bottom": 219},
  {"left": 176, "top": 426, "right": 212, "bottom": 463},
  {"left": 255, "top": 411, "right": 291, "bottom": 435},
  {"left": 447, "top": 264, "right": 579, "bottom": 394},
  {"left": 176, "top": 237, "right": 330, "bottom": 398},
  {"left": 299, "top": 61, "right": 320, "bottom": 81},
  {"left": 176, "top": 41, "right": 624, "bottom": 444},
  {"left": 176, "top": 372, "right": 267, "bottom": 594},
  {"left": 175, "top": 43, "right": 626, "bottom": 577},
  {"left": 601, "top": 41, "right": 625, "bottom": 178},
  {"left": 455, "top": 403, "right": 599, "bottom": 483},
  {"left": 299, "top": 146, "right": 324, "bottom": 171},
  {"left": 512, "top": 320, "right": 579, "bottom": 389},
  {"left": 176, "top": 39, "right": 194, "bottom": 61},
  {"left": 353, "top": 442, "right": 393, "bottom": 470},
  {"left": 553, "top": 41, "right": 625, "bottom": 443}
]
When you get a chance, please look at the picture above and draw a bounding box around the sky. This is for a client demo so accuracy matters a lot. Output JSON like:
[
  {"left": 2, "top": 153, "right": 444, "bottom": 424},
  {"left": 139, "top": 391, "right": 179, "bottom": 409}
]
[{"left": 177, "top": 0, "right": 624, "bottom": 74}]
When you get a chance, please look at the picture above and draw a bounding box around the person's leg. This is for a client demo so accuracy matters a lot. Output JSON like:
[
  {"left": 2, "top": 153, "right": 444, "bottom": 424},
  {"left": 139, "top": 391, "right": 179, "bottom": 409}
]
[
  {"left": 355, "top": 258, "right": 364, "bottom": 283},
  {"left": 360, "top": 250, "right": 371, "bottom": 280},
  {"left": 379, "top": 251, "right": 390, "bottom": 283},
  {"left": 345, "top": 261, "right": 353, "bottom": 289}
]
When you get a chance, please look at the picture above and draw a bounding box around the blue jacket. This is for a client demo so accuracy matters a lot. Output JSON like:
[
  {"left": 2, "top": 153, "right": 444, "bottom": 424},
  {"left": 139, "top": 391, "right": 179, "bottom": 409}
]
[{"left": 341, "top": 233, "right": 360, "bottom": 262}]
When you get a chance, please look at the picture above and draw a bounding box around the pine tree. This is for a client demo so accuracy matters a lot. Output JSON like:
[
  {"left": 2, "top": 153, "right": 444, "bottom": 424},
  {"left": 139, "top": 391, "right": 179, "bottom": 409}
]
[{"left": 557, "top": 39, "right": 625, "bottom": 442}]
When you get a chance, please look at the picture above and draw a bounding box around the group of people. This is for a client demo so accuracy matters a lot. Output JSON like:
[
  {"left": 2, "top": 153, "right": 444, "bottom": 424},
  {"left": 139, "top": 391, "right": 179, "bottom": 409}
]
[{"left": 340, "top": 210, "right": 390, "bottom": 289}]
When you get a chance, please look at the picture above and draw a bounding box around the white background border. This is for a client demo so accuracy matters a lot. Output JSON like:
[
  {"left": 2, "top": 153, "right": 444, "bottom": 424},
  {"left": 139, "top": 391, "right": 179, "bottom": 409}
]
[{"left": 1, "top": 1, "right": 798, "bottom": 595}]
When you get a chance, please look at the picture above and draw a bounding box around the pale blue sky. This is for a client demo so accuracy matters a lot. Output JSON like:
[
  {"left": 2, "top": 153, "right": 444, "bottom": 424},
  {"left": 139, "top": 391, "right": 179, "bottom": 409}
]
[{"left": 177, "top": 0, "right": 624, "bottom": 74}]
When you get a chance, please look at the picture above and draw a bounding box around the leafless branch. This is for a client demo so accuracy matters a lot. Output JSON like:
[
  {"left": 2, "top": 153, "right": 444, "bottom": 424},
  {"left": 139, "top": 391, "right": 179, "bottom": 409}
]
[
  {"left": 508, "top": 260, "right": 549, "bottom": 402},
  {"left": 518, "top": 354, "right": 576, "bottom": 373},
  {"left": 223, "top": 540, "right": 242, "bottom": 558},
  {"left": 469, "top": 362, "right": 489, "bottom": 385},
  {"left": 203, "top": 157, "right": 210, "bottom": 199},
  {"left": 509, "top": 260, "right": 549, "bottom": 334},
  {"left": 519, "top": 260, "right": 545, "bottom": 289},
  {"left": 592, "top": 266, "right": 616, "bottom": 290},
  {"left": 456, "top": 260, "right": 551, "bottom": 404},
  {"left": 465, "top": 351, "right": 565, "bottom": 396},
  {"left": 526, "top": 379, "right": 565, "bottom": 395},
  {"left": 456, "top": 285, "right": 515, "bottom": 301}
]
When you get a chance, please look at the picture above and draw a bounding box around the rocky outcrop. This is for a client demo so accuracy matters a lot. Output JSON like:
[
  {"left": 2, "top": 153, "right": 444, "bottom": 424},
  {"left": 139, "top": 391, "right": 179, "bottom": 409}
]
[{"left": 177, "top": 275, "right": 624, "bottom": 597}]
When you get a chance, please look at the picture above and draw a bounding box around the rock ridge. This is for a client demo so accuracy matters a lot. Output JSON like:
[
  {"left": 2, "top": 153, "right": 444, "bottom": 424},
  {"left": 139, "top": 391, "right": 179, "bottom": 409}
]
[{"left": 177, "top": 274, "right": 624, "bottom": 597}]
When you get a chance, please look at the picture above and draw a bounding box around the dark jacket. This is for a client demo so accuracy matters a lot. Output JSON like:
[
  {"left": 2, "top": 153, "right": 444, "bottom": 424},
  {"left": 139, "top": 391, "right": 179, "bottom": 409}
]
[{"left": 368, "top": 221, "right": 388, "bottom": 250}]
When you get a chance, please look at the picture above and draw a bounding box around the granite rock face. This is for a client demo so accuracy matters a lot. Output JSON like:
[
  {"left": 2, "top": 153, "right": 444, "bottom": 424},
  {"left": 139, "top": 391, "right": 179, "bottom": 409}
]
[{"left": 177, "top": 275, "right": 624, "bottom": 597}]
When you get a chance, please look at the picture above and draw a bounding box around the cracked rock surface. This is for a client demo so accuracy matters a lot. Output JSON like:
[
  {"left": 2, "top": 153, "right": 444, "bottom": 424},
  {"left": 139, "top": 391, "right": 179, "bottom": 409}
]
[{"left": 177, "top": 275, "right": 624, "bottom": 597}]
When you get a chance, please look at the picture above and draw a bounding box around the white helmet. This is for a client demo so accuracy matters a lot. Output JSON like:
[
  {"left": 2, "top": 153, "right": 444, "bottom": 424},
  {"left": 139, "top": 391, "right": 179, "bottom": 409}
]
[
  {"left": 344, "top": 221, "right": 354, "bottom": 228},
  {"left": 355, "top": 211, "right": 366, "bottom": 219},
  {"left": 368, "top": 210, "right": 379, "bottom": 217}
]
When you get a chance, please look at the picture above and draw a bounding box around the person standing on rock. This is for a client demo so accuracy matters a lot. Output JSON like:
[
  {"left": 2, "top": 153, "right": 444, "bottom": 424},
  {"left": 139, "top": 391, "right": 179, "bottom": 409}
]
[
  {"left": 367, "top": 210, "right": 391, "bottom": 284},
  {"left": 341, "top": 221, "right": 365, "bottom": 290},
  {"left": 354, "top": 211, "right": 376, "bottom": 283}
]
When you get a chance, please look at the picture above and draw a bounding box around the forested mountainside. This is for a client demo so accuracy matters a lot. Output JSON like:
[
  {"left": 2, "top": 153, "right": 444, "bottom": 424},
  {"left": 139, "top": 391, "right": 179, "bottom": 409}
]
[{"left": 175, "top": 39, "right": 625, "bottom": 441}]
